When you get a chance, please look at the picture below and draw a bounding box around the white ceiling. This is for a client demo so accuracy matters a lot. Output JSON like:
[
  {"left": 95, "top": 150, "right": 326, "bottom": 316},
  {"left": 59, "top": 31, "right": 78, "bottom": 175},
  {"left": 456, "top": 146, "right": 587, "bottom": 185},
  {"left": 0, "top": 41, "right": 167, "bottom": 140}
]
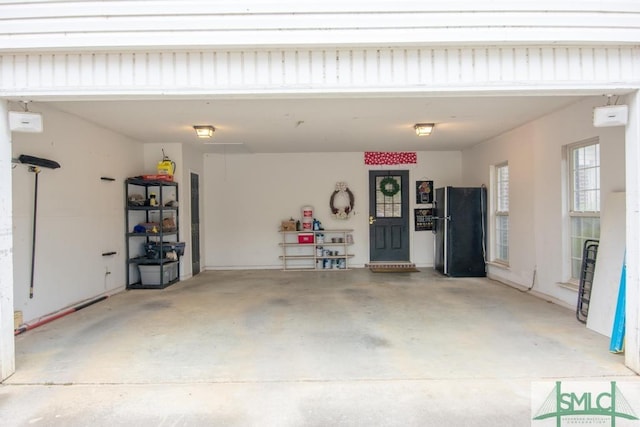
[{"left": 44, "top": 95, "right": 587, "bottom": 153}]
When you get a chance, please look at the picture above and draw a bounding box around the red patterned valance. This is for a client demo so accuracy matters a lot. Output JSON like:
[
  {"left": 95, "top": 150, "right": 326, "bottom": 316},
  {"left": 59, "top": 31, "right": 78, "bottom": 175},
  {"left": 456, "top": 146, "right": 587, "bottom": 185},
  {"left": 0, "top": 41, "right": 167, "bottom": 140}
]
[{"left": 364, "top": 151, "right": 417, "bottom": 165}]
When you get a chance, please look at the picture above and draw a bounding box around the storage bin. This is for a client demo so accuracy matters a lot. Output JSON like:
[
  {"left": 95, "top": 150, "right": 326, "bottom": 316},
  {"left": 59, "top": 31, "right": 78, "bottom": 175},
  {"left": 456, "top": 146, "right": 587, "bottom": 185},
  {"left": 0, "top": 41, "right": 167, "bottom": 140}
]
[
  {"left": 298, "top": 233, "right": 314, "bottom": 244},
  {"left": 144, "top": 242, "right": 185, "bottom": 259},
  {"left": 138, "top": 262, "right": 178, "bottom": 285}
]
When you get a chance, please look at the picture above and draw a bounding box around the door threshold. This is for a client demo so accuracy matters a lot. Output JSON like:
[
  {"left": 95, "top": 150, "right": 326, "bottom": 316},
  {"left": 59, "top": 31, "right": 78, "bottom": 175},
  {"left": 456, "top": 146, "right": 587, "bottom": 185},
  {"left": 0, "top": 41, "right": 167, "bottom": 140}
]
[
  {"left": 367, "top": 262, "right": 419, "bottom": 272},
  {"left": 366, "top": 261, "right": 417, "bottom": 269},
  {"left": 366, "top": 261, "right": 414, "bottom": 266}
]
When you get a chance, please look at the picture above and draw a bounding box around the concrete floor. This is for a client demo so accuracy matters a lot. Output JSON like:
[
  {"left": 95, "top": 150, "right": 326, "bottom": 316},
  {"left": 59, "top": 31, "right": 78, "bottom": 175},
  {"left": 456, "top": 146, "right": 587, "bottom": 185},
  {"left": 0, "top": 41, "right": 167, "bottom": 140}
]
[{"left": 1, "top": 268, "right": 638, "bottom": 426}]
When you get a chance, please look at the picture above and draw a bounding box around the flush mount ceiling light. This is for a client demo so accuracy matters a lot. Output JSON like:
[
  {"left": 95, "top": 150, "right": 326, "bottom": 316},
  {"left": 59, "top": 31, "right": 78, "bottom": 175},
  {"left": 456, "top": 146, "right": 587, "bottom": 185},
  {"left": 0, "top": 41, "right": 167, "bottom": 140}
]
[
  {"left": 414, "top": 123, "right": 434, "bottom": 136},
  {"left": 193, "top": 125, "right": 215, "bottom": 138}
]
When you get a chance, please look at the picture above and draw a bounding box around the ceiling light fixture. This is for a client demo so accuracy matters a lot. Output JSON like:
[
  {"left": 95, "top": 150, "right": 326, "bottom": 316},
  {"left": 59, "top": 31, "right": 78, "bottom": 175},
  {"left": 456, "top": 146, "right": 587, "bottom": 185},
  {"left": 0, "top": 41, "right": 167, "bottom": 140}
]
[
  {"left": 414, "top": 123, "right": 434, "bottom": 136},
  {"left": 193, "top": 125, "right": 215, "bottom": 138}
]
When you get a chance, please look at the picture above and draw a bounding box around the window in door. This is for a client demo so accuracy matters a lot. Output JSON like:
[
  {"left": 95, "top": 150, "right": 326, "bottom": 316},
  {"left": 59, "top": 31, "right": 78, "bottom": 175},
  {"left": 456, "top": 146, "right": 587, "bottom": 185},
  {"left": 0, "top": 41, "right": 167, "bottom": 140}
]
[
  {"left": 376, "top": 175, "right": 403, "bottom": 217},
  {"left": 567, "top": 138, "right": 600, "bottom": 280}
]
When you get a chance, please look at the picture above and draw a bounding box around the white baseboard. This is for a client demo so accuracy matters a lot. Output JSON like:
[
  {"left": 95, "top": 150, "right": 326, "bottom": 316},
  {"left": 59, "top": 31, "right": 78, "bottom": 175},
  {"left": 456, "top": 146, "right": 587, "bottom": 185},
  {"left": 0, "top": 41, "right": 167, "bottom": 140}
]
[{"left": 487, "top": 274, "right": 575, "bottom": 311}]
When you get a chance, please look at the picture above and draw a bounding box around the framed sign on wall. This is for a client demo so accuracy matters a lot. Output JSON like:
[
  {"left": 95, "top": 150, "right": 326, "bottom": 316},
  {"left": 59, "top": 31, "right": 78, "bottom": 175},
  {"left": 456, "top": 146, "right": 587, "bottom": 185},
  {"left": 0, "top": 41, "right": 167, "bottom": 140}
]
[
  {"left": 416, "top": 180, "right": 433, "bottom": 204},
  {"left": 415, "top": 208, "right": 433, "bottom": 231}
]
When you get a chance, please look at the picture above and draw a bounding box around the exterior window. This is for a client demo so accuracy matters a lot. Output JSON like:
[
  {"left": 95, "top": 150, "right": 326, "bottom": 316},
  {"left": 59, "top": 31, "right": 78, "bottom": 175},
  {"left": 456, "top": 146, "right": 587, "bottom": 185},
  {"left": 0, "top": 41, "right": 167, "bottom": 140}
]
[
  {"left": 494, "top": 163, "right": 509, "bottom": 263},
  {"left": 568, "top": 139, "right": 600, "bottom": 280}
]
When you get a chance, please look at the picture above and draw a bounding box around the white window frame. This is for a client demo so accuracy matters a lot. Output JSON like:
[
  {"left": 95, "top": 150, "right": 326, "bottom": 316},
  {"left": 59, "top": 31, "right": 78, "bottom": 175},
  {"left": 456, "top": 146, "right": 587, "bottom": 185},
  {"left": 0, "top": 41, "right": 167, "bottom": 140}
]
[
  {"left": 566, "top": 138, "right": 600, "bottom": 282},
  {"left": 493, "top": 162, "right": 509, "bottom": 265}
]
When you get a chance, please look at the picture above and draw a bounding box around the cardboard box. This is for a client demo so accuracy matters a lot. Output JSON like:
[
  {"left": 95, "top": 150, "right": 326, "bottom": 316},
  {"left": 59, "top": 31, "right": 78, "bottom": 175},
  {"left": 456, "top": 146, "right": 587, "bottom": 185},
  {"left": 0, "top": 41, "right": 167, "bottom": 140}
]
[
  {"left": 298, "top": 233, "right": 314, "bottom": 244},
  {"left": 14, "top": 311, "right": 23, "bottom": 329},
  {"left": 281, "top": 220, "right": 296, "bottom": 231},
  {"left": 162, "top": 217, "right": 176, "bottom": 231}
]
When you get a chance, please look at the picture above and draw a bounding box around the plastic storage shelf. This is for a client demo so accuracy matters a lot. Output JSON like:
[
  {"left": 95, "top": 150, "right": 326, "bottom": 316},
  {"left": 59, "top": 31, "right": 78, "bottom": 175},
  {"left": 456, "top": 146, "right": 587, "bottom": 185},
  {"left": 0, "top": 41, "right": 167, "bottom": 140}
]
[{"left": 279, "top": 229, "right": 354, "bottom": 271}]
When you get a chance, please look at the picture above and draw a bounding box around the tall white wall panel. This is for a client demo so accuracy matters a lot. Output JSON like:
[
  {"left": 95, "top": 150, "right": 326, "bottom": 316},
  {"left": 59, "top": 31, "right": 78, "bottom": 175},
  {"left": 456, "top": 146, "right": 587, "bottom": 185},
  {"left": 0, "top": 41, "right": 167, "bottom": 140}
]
[
  {"left": 1, "top": 47, "right": 639, "bottom": 98},
  {"left": 0, "top": 100, "right": 15, "bottom": 381}
]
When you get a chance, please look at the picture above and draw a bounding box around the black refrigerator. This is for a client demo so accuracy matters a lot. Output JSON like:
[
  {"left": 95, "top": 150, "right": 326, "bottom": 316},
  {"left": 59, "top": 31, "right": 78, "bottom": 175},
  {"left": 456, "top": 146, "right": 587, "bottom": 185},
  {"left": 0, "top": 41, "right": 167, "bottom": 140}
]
[{"left": 433, "top": 186, "right": 487, "bottom": 277}]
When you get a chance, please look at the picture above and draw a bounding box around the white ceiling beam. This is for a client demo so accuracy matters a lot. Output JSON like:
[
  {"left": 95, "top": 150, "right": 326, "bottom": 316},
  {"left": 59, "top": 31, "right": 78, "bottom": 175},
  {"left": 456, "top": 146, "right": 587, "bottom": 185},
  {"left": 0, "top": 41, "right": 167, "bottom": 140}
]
[{"left": 2, "top": 46, "right": 639, "bottom": 99}]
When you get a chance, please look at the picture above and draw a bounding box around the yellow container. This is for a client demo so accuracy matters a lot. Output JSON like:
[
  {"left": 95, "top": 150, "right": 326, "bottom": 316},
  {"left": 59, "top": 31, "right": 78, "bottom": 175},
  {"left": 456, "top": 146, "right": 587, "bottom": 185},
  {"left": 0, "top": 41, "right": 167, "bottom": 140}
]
[{"left": 157, "top": 158, "right": 175, "bottom": 176}]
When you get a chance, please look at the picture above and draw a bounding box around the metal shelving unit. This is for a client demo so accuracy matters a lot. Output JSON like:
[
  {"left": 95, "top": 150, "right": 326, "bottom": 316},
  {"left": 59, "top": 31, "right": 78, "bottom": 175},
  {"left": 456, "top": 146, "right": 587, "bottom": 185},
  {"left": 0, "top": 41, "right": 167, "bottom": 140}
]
[{"left": 125, "top": 178, "right": 180, "bottom": 289}]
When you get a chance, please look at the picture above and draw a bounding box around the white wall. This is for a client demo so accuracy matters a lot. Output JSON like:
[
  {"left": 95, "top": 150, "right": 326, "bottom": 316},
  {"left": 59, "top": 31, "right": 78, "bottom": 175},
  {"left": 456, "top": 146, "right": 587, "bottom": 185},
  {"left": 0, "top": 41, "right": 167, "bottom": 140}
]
[
  {"left": 461, "top": 96, "right": 626, "bottom": 308},
  {"left": 203, "top": 151, "right": 461, "bottom": 269},
  {"left": 12, "top": 103, "right": 144, "bottom": 322},
  {"left": 624, "top": 90, "right": 640, "bottom": 373},
  {"left": 1, "top": 100, "right": 15, "bottom": 380}
]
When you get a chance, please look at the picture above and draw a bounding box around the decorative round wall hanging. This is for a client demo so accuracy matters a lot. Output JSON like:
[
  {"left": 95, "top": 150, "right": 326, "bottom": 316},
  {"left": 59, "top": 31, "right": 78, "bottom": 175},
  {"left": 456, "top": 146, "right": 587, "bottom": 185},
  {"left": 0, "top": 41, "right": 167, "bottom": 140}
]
[
  {"left": 330, "top": 182, "right": 355, "bottom": 219},
  {"left": 379, "top": 176, "right": 400, "bottom": 197}
]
